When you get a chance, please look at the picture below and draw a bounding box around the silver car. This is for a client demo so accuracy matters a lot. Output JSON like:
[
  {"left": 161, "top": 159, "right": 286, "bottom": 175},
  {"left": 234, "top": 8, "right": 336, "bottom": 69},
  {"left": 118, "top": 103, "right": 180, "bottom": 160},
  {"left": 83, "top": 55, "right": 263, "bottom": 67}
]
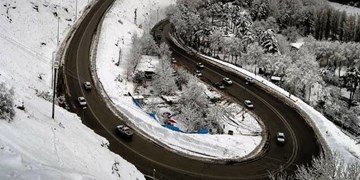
[
  {"left": 244, "top": 100, "right": 254, "bottom": 109},
  {"left": 78, "top": 96, "right": 87, "bottom": 106},
  {"left": 83, "top": 81, "right": 92, "bottom": 90},
  {"left": 277, "top": 132, "right": 285, "bottom": 144}
]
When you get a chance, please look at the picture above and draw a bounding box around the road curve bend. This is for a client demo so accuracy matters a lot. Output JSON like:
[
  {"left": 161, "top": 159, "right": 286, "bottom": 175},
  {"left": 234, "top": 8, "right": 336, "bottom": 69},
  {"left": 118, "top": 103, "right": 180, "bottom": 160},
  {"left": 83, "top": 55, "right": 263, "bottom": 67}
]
[{"left": 62, "top": 1, "right": 322, "bottom": 179}]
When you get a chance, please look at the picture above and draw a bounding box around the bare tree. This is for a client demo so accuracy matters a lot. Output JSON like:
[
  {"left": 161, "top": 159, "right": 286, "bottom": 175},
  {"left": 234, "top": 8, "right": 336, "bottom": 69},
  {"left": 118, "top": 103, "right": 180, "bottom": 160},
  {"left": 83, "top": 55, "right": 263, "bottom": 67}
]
[
  {"left": 0, "top": 82, "right": 15, "bottom": 122},
  {"left": 126, "top": 33, "right": 142, "bottom": 80}
]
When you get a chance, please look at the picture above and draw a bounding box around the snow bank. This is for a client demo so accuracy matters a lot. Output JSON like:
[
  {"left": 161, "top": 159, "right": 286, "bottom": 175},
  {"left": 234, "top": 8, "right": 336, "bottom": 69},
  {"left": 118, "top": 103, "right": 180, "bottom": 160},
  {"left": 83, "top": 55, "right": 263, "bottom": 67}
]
[{"left": 0, "top": 0, "right": 144, "bottom": 179}]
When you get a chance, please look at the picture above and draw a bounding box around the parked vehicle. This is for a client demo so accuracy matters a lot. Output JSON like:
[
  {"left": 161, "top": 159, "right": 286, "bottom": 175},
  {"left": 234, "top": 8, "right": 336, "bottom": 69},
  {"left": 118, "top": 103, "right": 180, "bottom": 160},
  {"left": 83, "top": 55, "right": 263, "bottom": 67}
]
[
  {"left": 244, "top": 100, "right": 254, "bottom": 109},
  {"left": 78, "top": 97, "right": 87, "bottom": 106},
  {"left": 116, "top": 125, "right": 134, "bottom": 139},
  {"left": 83, "top": 81, "right": 92, "bottom": 90},
  {"left": 277, "top": 132, "right": 285, "bottom": 144},
  {"left": 245, "top": 77, "right": 255, "bottom": 84},
  {"left": 223, "top": 77, "right": 233, "bottom": 85}
]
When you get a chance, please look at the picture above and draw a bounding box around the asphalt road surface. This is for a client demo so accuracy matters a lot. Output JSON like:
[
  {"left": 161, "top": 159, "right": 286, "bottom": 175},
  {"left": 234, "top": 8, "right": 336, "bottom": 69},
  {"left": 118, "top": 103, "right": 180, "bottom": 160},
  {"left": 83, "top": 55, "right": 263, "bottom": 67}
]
[{"left": 63, "top": 1, "right": 322, "bottom": 179}]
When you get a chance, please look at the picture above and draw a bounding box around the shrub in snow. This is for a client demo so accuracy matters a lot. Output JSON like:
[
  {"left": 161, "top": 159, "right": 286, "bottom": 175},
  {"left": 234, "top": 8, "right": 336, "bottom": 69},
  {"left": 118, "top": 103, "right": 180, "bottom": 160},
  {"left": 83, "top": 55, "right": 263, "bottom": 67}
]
[
  {"left": 140, "top": 31, "right": 158, "bottom": 56},
  {"left": 35, "top": 89, "right": 52, "bottom": 102},
  {"left": 157, "top": 42, "right": 172, "bottom": 60},
  {"left": 270, "top": 152, "right": 360, "bottom": 179},
  {"left": 0, "top": 82, "right": 15, "bottom": 122},
  {"left": 152, "top": 58, "right": 177, "bottom": 95}
]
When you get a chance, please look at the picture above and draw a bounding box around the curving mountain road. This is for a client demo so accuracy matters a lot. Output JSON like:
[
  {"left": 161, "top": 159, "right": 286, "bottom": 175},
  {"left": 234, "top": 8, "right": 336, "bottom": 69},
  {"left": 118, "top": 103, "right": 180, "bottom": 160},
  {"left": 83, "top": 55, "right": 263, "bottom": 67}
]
[{"left": 63, "top": 1, "right": 322, "bottom": 179}]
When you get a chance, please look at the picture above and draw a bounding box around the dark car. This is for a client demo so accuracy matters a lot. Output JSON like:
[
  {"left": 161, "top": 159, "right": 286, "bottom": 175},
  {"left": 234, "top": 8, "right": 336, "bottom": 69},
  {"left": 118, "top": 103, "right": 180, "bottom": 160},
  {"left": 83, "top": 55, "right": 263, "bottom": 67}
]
[
  {"left": 116, "top": 125, "right": 134, "bottom": 139},
  {"left": 215, "top": 82, "right": 225, "bottom": 89}
]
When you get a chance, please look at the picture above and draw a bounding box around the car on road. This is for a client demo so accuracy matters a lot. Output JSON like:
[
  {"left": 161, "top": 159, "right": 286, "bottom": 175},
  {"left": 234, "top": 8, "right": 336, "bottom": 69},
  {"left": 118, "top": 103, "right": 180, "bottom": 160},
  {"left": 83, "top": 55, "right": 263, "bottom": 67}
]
[
  {"left": 244, "top": 100, "right": 254, "bottom": 109},
  {"left": 78, "top": 96, "right": 87, "bottom": 106},
  {"left": 277, "top": 132, "right": 285, "bottom": 144},
  {"left": 245, "top": 77, "right": 255, "bottom": 84},
  {"left": 223, "top": 77, "right": 233, "bottom": 85},
  {"left": 171, "top": 58, "right": 177, "bottom": 64},
  {"left": 194, "top": 70, "right": 202, "bottom": 77},
  {"left": 116, "top": 125, "right": 134, "bottom": 139},
  {"left": 196, "top": 62, "right": 204, "bottom": 69},
  {"left": 83, "top": 81, "right": 92, "bottom": 90},
  {"left": 215, "top": 82, "right": 225, "bottom": 89}
]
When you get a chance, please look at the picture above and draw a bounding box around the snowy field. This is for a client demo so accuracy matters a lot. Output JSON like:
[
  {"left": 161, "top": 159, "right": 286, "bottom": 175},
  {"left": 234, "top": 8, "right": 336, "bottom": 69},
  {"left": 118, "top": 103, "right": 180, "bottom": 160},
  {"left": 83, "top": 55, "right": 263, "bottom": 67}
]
[
  {"left": 95, "top": 0, "right": 263, "bottom": 160},
  {"left": 0, "top": 0, "right": 144, "bottom": 179}
]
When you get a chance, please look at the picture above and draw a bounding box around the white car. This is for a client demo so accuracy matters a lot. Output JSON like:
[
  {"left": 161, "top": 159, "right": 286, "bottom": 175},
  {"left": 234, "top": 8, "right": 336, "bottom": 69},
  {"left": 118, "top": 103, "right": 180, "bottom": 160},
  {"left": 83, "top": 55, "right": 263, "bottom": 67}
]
[
  {"left": 277, "top": 132, "right": 285, "bottom": 144},
  {"left": 196, "top": 62, "right": 204, "bottom": 69},
  {"left": 194, "top": 70, "right": 202, "bottom": 77},
  {"left": 244, "top": 100, "right": 254, "bottom": 109},
  {"left": 245, "top": 77, "right": 255, "bottom": 84},
  {"left": 83, "top": 81, "right": 92, "bottom": 90},
  {"left": 78, "top": 96, "right": 87, "bottom": 106},
  {"left": 223, "top": 77, "right": 233, "bottom": 85},
  {"left": 116, "top": 125, "right": 134, "bottom": 138},
  {"left": 171, "top": 58, "right": 177, "bottom": 64}
]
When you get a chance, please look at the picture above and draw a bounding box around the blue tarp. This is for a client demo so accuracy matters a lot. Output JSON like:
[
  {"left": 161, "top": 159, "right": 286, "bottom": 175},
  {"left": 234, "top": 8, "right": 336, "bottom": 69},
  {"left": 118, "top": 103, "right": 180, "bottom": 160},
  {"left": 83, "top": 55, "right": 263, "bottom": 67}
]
[
  {"left": 133, "top": 98, "right": 142, "bottom": 108},
  {"left": 191, "top": 128, "right": 209, "bottom": 134},
  {"left": 163, "top": 124, "right": 183, "bottom": 132},
  {"left": 148, "top": 112, "right": 157, "bottom": 120}
]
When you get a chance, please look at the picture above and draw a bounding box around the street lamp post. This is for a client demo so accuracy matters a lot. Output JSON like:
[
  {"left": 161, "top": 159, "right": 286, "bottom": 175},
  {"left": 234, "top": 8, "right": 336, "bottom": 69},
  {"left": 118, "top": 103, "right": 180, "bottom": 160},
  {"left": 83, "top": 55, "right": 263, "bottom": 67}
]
[{"left": 52, "top": 62, "right": 59, "bottom": 119}]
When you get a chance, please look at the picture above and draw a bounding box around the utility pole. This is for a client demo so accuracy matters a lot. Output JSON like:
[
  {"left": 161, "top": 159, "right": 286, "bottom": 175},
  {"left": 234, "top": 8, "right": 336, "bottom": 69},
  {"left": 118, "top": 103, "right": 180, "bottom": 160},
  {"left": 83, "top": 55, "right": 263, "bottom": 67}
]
[
  {"left": 51, "top": 51, "right": 56, "bottom": 89},
  {"left": 57, "top": 17, "right": 60, "bottom": 45},
  {"left": 134, "top": 8, "right": 137, "bottom": 25},
  {"left": 52, "top": 62, "right": 59, "bottom": 119}
]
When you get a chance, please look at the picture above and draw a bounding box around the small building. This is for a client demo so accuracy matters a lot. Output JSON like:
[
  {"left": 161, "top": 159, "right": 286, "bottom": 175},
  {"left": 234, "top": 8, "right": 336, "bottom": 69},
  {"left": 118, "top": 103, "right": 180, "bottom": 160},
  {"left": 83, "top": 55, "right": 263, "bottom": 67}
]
[
  {"left": 270, "top": 76, "right": 281, "bottom": 83},
  {"left": 290, "top": 42, "right": 304, "bottom": 50}
]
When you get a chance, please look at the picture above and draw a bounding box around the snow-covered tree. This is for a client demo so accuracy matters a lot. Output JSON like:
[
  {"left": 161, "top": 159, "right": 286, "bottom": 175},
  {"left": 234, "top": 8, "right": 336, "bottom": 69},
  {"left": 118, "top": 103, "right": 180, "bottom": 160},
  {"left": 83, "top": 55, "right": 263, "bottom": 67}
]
[
  {"left": 140, "top": 31, "right": 158, "bottom": 56},
  {"left": 259, "top": 29, "right": 279, "bottom": 53},
  {"left": 0, "top": 82, "right": 15, "bottom": 122},
  {"left": 176, "top": 67, "right": 192, "bottom": 89},
  {"left": 157, "top": 42, "right": 172, "bottom": 60},
  {"left": 206, "top": 105, "right": 225, "bottom": 133},
  {"left": 342, "top": 67, "right": 360, "bottom": 108},
  {"left": 242, "top": 42, "right": 264, "bottom": 66},
  {"left": 152, "top": 58, "right": 177, "bottom": 95},
  {"left": 295, "top": 152, "right": 360, "bottom": 180},
  {"left": 271, "top": 152, "right": 360, "bottom": 179},
  {"left": 126, "top": 33, "right": 142, "bottom": 80},
  {"left": 250, "top": 0, "right": 269, "bottom": 20}
]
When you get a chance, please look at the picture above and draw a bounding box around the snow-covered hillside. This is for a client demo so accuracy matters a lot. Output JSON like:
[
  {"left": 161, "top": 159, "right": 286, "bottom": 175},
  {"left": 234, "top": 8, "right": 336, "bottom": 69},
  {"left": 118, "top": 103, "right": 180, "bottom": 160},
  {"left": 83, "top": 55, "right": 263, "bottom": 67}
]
[{"left": 0, "top": 0, "right": 144, "bottom": 179}]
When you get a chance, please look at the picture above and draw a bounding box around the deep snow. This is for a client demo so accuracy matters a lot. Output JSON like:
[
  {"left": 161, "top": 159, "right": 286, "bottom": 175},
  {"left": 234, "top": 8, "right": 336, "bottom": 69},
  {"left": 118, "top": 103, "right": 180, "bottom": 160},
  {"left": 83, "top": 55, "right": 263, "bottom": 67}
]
[{"left": 0, "top": 0, "right": 144, "bottom": 179}]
